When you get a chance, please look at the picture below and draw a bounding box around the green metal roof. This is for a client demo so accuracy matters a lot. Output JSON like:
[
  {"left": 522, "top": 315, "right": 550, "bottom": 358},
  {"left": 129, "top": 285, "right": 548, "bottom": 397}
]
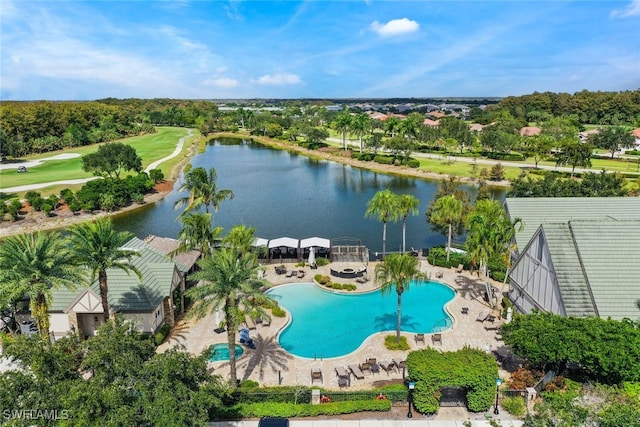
[
  {"left": 540, "top": 220, "right": 640, "bottom": 320},
  {"left": 505, "top": 197, "right": 640, "bottom": 250},
  {"left": 50, "top": 237, "right": 178, "bottom": 313}
]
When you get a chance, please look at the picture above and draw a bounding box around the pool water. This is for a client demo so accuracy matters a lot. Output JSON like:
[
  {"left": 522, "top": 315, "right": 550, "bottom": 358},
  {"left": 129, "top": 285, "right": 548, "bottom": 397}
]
[
  {"left": 267, "top": 281, "right": 455, "bottom": 358},
  {"left": 209, "top": 343, "right": 244, "bottom": 361}
]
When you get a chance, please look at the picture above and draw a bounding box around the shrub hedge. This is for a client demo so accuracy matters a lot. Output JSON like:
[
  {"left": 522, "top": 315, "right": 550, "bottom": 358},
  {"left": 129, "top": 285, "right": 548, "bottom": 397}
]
[
  {"left": 234, "top": 399, "right": 392, "bottom": 418},
  {"left": 407, "top": 347, "right": 498, "bottom": 414}
]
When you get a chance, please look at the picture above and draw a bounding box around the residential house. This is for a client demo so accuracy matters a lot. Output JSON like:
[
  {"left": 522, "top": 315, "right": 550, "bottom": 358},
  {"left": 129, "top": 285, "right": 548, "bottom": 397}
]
[
  {"left": 505, "top": 197, "right": 640, "bottom": 321},
  {"left": 519, "top": 126, "right": 541, "bottom": 137},
  {"left": 48, "top": 237, "right": 193, "bottom": 340}
]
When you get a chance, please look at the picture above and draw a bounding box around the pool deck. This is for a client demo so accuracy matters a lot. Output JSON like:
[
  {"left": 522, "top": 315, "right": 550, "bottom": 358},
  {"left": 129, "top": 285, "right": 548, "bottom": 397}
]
[{"left": 159, "top": 258, "right": 509, "bottom": 394}]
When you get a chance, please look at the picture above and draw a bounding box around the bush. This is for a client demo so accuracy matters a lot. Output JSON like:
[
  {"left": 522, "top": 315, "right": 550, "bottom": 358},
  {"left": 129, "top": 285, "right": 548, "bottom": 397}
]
[
  {"left": 427, "top": 246, "right": 470, "bottom": 269},
  {"left": 315, "top": 257, "right": 329, "bottom": 267},
  {"left": 501, "top": 395, "right": 525, "bottom": 416},
  {"left": 384, "top": 335, "right": 410, "bottom": 351},
  {"left": 153, "top": 324, "right": 171, "bottom": 346},
  {"left": 149, "top": 168, "right": 164, "bottom": 183},
  {"left": 234, "top": 399, "right": 391, "bottom": 418},
  {"left": 315, "top": 275, "right": 331, "bottom": 285},
  {"left": 373, "top": 155, "right": 394, "bottom": 165},
  {"left": 404, "top": 158, "right": 420, "bottom": 168}
]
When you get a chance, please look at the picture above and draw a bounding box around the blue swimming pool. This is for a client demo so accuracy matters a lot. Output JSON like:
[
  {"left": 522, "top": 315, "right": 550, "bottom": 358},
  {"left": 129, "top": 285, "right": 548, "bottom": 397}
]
[
  {"left": 209, "top": 343, "right": 244, "bottom": 362},
  {"left": 267, "top": 281, "right": 455, "bottom": 358}
]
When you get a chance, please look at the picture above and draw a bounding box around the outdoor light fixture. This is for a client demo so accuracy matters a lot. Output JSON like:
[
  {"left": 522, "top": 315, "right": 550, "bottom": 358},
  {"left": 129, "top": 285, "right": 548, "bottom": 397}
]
[
  {"left": 407, "top": 381, "right": 415, "bottom": 418},
  {"left": 494, "top": 377, "right": 503, "bottom": 415}
]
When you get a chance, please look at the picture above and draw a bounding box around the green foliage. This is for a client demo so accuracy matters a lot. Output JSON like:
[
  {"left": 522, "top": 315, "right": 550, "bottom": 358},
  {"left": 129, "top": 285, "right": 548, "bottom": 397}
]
[
  {"left": 234, "top": 399, "right": 391, "bottom": 418},
  {"left": 314, "top": 274, "right": 331, "bottom": 285},
  {"left": 82, "top": 142, "right": 143, "bottom": 178},
  {"left": 149, "top": 168, "right": 165, "bottom": 183},
  {"left": 501, "top": 312, "right": 640, "bottom": 383},
  {"left": 373, "top": 154, "right": 394, "bottom": 165},
  {"left": 315, "top": 257, "right": 329, "bottom": 267},
  {"left": 384, "top": 334, "right": 410, "bottom": 350},
  {"left": 524, "top": 381, "right": 640, "bottom": 427},
  {"left": 154, "top": 323, "right": 171, "bottom": 346},
  {"left": 427, "top": 246, "right": 470, "bottom": 269},
  {"left": 509, "top": 170, "right": 628, "bottom": 198},
  {"left": 407, "top": 347, "right": 498, "bottom": 414},
  {"left": 501, "top": 395, "right": 526, "bottom": 417},
  {"left": 405, "top": 158, "right": 420, "bottom": 168}
]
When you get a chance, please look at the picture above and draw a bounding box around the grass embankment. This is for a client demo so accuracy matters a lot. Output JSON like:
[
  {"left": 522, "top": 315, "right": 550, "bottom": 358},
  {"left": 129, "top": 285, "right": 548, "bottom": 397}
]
[{"left": 0, "top": 127, "right": 196, "bottom": 197}]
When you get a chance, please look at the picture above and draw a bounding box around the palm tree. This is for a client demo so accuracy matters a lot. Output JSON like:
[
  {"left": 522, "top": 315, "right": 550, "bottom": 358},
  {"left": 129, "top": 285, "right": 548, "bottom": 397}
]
[
  {"left": 174, "top": 212, "right": 223, "bottom": 256},
  {"left": 429, "top": 195, "right": 465, "bottom": 261},
  {"left": 0, "top": 231, "right": 83, "bottom": 339},
  {"left": 174, "top": 167, "right": 234, "bottom": 216},
  {"left": 186, "top": 248, "right": 268, "bottom": 387},
  {"left": 334, "top": 113, "right": 352, "bottom": 150},
  {"left": 466, "top": 199, "right": 522, "bottom": 283},
  {"left": 350, "top": 113, "right": 371, "bottom": 153},
  {"left": 222, "top": 224, "right": 257, "bottom": 256},
  {"left": 384, "top": 116, "right": 401, "bottom": 138},
  {"left": 68, "top": 217, "right": 141, "bottom": 321},
  {"left": 374, "top": 253, "right": 426, "bottom": 342},
  {"left": 397, "top": 194, "right": 420, "bottom": 253},
  {"left": 365, "top": 189, "right": 401, "bottom": 259}
]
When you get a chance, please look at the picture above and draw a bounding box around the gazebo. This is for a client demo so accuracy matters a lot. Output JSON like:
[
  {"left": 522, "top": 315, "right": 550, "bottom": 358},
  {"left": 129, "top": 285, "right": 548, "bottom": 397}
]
[
  {"left": 267, "top": 237, "right": 300, "bottom": 261},
  {"left": 299, "top": 237, "right": 331, "bottom": 261}
]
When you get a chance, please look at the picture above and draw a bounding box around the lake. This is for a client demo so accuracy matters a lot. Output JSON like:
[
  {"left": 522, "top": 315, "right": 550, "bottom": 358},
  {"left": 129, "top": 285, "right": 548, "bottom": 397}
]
[{"left": 113, "top": 138, "right": 506, "bottom": 256}]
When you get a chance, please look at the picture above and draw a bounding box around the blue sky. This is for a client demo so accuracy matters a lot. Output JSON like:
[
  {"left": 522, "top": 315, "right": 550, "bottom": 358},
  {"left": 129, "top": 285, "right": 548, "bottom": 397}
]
[{"left": 1, "top": 0, "right": 639, "bottom": 100}]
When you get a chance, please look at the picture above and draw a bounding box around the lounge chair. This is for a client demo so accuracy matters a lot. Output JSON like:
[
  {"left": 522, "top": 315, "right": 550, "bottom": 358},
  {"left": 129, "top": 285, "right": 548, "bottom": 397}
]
[
  {"left": 431, "top": 333, "right": 442, "bottom": 345},
  {"left": 348, "top": 364, "right": 365, "bottom": 380},
  {"left": 368, "top": 358, "right": 381, "bottom": 374},
  {"left": 335, "top": 366, "right": 350, "bottom": 387},
  {"left": 476, "top": 309, "right": 489, "bottom": 322},
  {"left": 414, "top": 333, "right": 425, "bottom": 345},
  {"left": 378, "top": 360, "right": 396, "bottom": 375},
  {"left": 436, "top": 271, "right": 444, "bottom": 278},
  {"left": 360, "top": 362, "right": 372, "bottom": 375},
  {"left": 311, "top": 368, "right": 323, "bottom": 384},
  {"left": 392, "top": 359, "right": 406, "bottom": 374},
  {"left": 486, "top": 314, "right": 497, "bottom": 323},
  {"left": 455, "top": 264, "right": 464, "bottom": 273},
  {"left": 246, "top": 316, "right": 257, "bottom": 330},
  {"left": 297, "top": 270, "right": 305, "bottom": 279}
]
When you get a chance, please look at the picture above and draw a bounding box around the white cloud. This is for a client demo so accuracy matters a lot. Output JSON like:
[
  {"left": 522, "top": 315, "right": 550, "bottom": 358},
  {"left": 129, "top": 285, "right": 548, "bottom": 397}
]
[
  {"left": 203, "top": 77, "right": 239, "bottom": 88},
  {"left": 255, "top": 73, "right": 302, "bottom": 85},
  {"left": 370, "top": 18, "right": 419, "bottom": 37},
  {"left": 610, "top": 0, "right": 640, "bottom": 18}
]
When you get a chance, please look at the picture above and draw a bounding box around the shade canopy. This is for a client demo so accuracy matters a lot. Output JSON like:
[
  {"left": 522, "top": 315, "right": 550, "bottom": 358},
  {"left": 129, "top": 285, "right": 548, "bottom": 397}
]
[
  {"left": 252, "top": 237, "right": 269, "bottom": 247},
  {"left": 268, "top": 237, "right": 299, "bottom": 249},
  {"left": 299, "top": 237, "right": 331, "bottom": 249}
]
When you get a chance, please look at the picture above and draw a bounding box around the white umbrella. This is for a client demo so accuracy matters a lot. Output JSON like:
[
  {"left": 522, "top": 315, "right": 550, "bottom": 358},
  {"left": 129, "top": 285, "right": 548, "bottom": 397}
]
[{"left": 308, "top": 246, "right": 316, "bottom": 267}]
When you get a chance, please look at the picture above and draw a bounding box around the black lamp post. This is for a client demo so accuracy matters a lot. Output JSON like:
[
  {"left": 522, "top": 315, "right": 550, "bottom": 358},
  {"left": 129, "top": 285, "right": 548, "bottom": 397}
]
[
  {"left": 407, "top": 381, "right": 415, "bottom": 418},
  {"left": 494, "top": 377, "right": 503, "bottom": 415}
]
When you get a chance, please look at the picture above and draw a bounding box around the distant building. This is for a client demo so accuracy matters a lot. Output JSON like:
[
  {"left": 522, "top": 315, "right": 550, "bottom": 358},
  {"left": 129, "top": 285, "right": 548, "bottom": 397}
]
[
  {"left": 519, "top": 126, "right": 541, "bottom": 137},
  {"left": 505, "top": 197, "right": 640, "bottom": 321}
]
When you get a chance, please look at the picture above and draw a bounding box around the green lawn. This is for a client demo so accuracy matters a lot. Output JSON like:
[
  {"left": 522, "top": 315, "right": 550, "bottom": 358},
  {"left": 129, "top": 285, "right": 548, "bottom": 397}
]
[{"left": 0, "top": 127, "right": 190, "bottom": 190}]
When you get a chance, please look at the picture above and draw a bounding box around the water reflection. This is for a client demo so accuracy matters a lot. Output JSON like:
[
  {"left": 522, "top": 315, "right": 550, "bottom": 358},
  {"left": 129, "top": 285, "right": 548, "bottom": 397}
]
[{"left": 113, "top": 138, "right": 506, "bottom": 255}]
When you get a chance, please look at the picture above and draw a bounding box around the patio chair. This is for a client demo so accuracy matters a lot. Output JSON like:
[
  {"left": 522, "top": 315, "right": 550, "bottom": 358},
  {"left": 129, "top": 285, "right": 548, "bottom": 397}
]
[
  {"left": 378, "top": 360, "right": 396, "bottom": 375},
  {"left": 311, "top": 368, "right": 323, "bottom": 384},
  {"left": 297, "top": 270, "right": 305, "bottom": 279},
  {"left": 392, "top": 359, "right": 407, "bottom": 374},
  {"left": 360, "top": 362, "right": 372, "bottom": 375},
  {"left": 456, "top": 264, "right": 464, "bottom": 273},
  {"left": 431, "top": 333, "right": 442, "bottom": 345},
  {"left": 414, "top": 333, "right": 425, "bottom": 345},
  {"left": 368, "top": 358, "right": 380, "bottom": 374},
  {"left": 348, "top": 364, "right": 365, "bottom": 380},
  {"left": 461, "top": 307, "right": 469, "bottom": 315},
  {"left": 476, "top": 309, "right": 489, "bottom": 322},
  {"left": 335, "top": 366, "right": 350, "bottom": 387},
  {"left": 245, "top": 316, "right": 257, "bottom": 330}
]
